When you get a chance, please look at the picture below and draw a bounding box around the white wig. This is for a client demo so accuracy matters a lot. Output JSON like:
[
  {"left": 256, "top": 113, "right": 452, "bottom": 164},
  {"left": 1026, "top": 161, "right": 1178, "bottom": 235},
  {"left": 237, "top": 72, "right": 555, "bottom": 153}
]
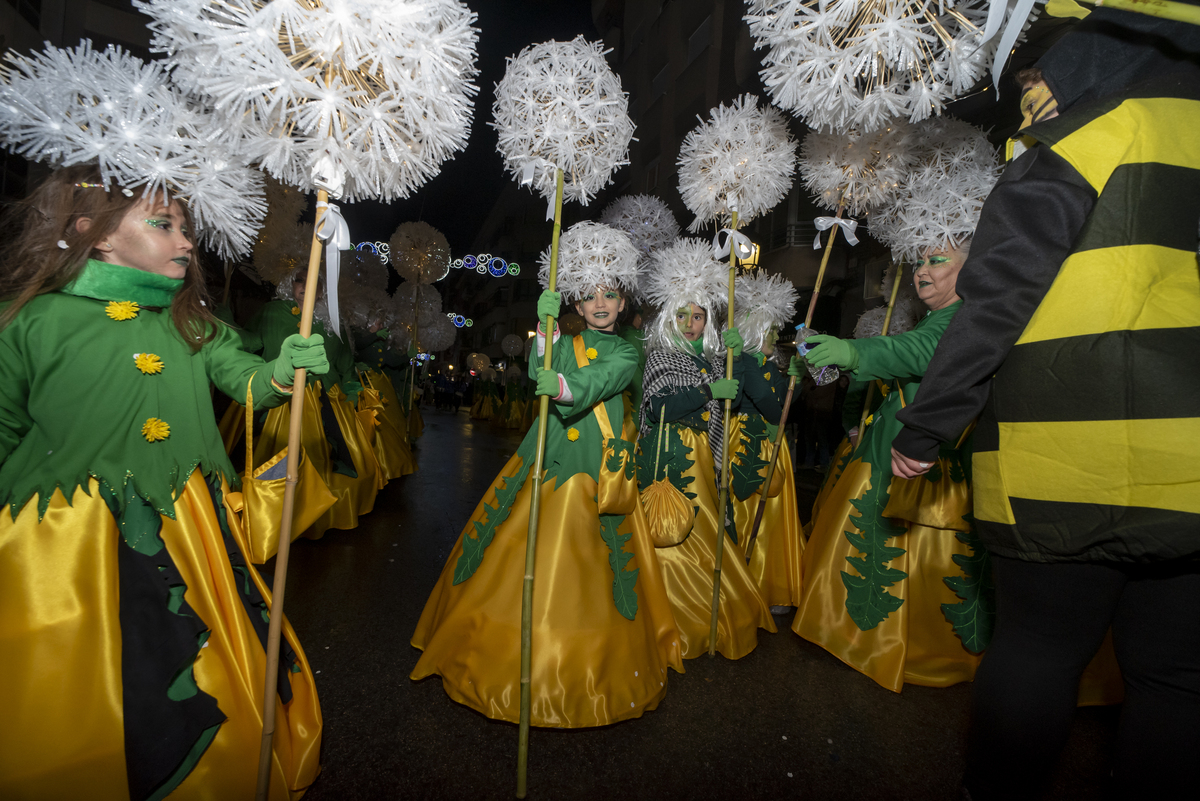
[
  {"left": 733, "top": 271, "right": 799, "bottom": 354},
  {"left": 641, "top": 238, "right": 729, "bottom": 364}
]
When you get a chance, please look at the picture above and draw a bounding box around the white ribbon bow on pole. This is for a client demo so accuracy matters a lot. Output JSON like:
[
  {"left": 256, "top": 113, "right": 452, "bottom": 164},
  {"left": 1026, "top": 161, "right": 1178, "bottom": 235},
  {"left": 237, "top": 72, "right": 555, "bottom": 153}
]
[
  {"left": 712, "top": 228, "right": 755, "bottom": 261},
  {"left": 813, "top": 216, "right": 859, "bottom": 249},
  {"left": 519, "top": 159, "right": 559, "bottom": 221},
  {"left": 316, "top": 200, "right": 352, "bottom": 339}
]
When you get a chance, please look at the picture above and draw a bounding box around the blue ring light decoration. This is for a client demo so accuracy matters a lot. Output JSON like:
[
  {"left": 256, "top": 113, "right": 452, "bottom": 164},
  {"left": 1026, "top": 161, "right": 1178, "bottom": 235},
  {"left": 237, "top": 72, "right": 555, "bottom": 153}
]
[
  {"left": 449, "top": 253, "right": 520, "bottom": 278},
  {"left": 354, "top": 241, "right": 391, "bottom": 264},
  {"left": 445, "top": 312, "right": 471, "bottom": 328}
]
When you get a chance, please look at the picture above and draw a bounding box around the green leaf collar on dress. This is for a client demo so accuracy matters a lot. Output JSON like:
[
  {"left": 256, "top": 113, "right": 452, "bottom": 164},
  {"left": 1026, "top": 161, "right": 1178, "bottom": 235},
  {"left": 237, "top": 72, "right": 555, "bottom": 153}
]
[{"left": 61, "top": 259, "right": 184, "bottom": 308}]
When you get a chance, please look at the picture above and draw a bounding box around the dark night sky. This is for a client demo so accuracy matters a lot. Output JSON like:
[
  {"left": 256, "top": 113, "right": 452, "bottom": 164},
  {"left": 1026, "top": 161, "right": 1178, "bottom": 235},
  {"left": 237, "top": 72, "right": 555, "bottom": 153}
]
[{"left": 338, "top": 0, "right": 597, "bottom": 255}]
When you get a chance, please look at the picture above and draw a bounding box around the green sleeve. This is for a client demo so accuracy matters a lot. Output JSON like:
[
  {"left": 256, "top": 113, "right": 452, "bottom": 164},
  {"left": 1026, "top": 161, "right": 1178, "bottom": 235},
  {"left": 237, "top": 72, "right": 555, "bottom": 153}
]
[
  {"left": 553, "top": 336, "right": 637, "bottom": 411},
  {"left": 739, "top": 354, "right": 785, "bottom": 423},
  {"left": 851, "top": 308, "right": 957, "bottom": 382},
  {"left": 0, "top": 332, "right": 32, "bottom": 463},
  {"left": 645, "top": 385, "right": 710, "bottom": 424},
  {"left": 202, "top": 323, "right": 290, "bottom": 409}
]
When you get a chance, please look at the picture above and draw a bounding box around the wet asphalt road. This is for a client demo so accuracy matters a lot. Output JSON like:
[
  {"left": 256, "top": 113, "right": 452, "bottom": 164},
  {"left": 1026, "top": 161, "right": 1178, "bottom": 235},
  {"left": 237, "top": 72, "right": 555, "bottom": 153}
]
[{"left": 272, "top": 407, "right": 1117, "bottom": 800}]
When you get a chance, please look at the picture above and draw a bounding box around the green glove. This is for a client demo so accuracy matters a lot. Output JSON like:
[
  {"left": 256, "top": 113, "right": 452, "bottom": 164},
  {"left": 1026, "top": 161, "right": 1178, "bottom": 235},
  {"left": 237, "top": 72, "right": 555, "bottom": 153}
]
[
  {"left": 805, "top": 334, "right": 859, "bottom": 371},
  {"left": 787, "top": 355, "right": 804, "bottom": 378},
  {"left": 536, "top": 289, "right": 562, "bottom": 324},
  {"left": 354, "top": 361, "right": 371, "bottom": 374},
  {"left": 708, "top": 378, "right": 739, "bottom": 400},
  {"left": 340, "top": 380, "right": 363, "bottom": 406},
  {"left": 722, "top": 327, "right": 743, "bottom": 358},
  {"left": 535, "top": 370, "right": 560, "bottom": 398},
  {"left": 376, "top": 328, "right": 390, "bottom": 340},
  {"left": 273, "top": 333, "right": 328, "bottom": 387},
  {"left": 527, "top": 355, "right": 542, "bottom": 383}
]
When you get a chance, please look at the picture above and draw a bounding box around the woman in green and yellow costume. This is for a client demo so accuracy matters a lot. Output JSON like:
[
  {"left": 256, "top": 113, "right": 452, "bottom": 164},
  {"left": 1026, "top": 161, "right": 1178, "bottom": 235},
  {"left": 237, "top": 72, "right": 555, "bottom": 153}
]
[
  {"left": 792, "top": 244, "right": 983, "bottom": 691},
  {"left": 0, "top": 166, "right": 323, "bottom": 799},
  {"left": 412, "top": 222, "right": 683, "bottom": 726},
  {"left": 637, "top": 238, "right": 775, "bottom": 660},
  {"left": 246, "top": 267, "right": 383, "bottom": 537},
  {"left": 725, "top": 272, "right": 806, "bottom": 612}
]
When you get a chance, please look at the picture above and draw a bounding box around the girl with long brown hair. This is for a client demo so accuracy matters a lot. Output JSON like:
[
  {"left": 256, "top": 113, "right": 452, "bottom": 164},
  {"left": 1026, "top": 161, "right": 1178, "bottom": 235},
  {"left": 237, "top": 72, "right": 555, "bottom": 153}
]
[{"left": 0, "top": 165, "right": 327, "bottom": 800}]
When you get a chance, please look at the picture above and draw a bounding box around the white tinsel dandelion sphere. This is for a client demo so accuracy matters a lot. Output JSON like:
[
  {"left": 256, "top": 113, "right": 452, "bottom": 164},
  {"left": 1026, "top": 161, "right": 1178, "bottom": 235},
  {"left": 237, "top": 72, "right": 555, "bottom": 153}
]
[
  {"left": 641, "top": 237, "right": 730, "bottom": 314},
  {"left": 390, "top": 221, "right": 451, "bottom": 285},
  {"left": 537, "top": 221, "right": 640, "bottom": 302},
  {"left": 0, "top": 41, "right": 265, "bottom": 258},
  {"left": 745, "top": 0, "right": 1037, "bottom": 132},
  {"left": 394, "top": 282, "right": 443, "bottom": 328},
  {"left": 867, "top": 116, "right": 1001, "bottom": 262},
  {"left": 420, "top": 313, "right": 457, "bottom": 352},
  {"left": 138, "top": 0, "right": 480, "bottom": 202},
  {"left": 599, "top": 194, "right": 682, "bottom": 260},
  {"left": 734, "top": 271, "right": 799, "bottom": 333},
  {"left": 798, "top": 122, "right": 915, "bottom": 217},
  {"left": 492, "top": 36, "right": 634, "bottom": 207},
  {"left": 676, "top": 94, "right": 797, "bottom": 233}
]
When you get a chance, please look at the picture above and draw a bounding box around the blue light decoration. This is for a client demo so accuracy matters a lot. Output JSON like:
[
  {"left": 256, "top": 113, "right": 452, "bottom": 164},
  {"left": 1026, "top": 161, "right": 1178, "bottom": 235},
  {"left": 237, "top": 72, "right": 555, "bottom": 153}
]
[
  {"left": 450, "top": 253, "right": 520, "bottom": 277},
  {"left": 446, "top": 312, "right": 473, "bottom": 328},
  {"left": 354, "top": 241, "right": 391, "bottom": 264}
]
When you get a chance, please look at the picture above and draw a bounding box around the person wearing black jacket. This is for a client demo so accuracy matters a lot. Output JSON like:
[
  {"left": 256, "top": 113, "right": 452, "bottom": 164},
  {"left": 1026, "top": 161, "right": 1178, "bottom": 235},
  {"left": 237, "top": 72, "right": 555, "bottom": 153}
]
[{"left": 888, "top": 7, "right": 1200, "bottom": 797}]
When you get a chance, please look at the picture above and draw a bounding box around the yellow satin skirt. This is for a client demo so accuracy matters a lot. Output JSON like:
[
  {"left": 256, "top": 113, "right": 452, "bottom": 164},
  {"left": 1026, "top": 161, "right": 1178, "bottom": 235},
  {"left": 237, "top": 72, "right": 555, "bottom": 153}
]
[
  {"left": 793, "top": 451, "right": 1125, "bottom": 703},
  {"left": 255, "top": 382, "right": 381, "bottom": 538},
  {"left": 506, "top": 398, "right": 526, "bottom": 429},
  {"left": 409, "top": 405, "right": 425, "bottom": 440},
  {"left": 411, "top": 460, "right": 684, "bottom": 727},
  {"left": 0, "top": 472, "right": 321, "bottom": 800},
  {"left": 358, "top": 379, "right": 415, "bottom": 482},
  {"left": 218, "top": 398, "right": 245, "bottom": 455},
  {"left": 470, "top": 394, "right": 494, "bottom": 421},
  {"left": 726, "top": 416, "right": 805, "bottom": 608},
  {"left": 365, "top": 369, "right": 408, "bottom": 439},
  {"left": 648, "top": 426, "right": 776, "bottom": 660}
]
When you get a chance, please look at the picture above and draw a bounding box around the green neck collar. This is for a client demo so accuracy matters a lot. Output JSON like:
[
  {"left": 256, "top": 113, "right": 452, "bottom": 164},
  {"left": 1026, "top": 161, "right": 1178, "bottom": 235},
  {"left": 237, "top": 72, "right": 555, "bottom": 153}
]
[
  {"left": 688, "top": 337, "right": 705, "bottom": 356},
  {"left": 61, "top": 259, "right": 184, "bottom": 307}
]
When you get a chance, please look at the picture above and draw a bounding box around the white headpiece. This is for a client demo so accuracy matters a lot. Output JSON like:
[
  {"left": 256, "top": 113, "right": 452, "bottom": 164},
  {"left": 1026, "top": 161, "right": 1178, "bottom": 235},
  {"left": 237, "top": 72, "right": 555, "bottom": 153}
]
[
  {"left": 868, "top": 117, "right": 1001, "bottom": 261},
  {"left": 537, "top": 221, "right": 640, "bottom": 301},
  {"left": 0, "top": 41, "right": 265, "bottom": 258},
  {"left": 734, "top": 271, "right": 799, "bottom": 353}
]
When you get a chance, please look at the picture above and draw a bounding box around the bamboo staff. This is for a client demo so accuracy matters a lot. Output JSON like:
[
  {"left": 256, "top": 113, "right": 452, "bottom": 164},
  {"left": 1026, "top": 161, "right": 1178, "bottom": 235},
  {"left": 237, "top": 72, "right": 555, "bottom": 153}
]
[
  {"left": 516, "top": 167, "right": 565, "bottom": 799},
  {"left": 855, "top": 262, "right": 903, "bottom": 449},
  {"left": 708, "top": 210, "right": 740, "bottom": 656},
  {"left": 744, "top": 204, "right": 844, "bottom": 563},
  {"left": 255, "top": 190, "right": 328, "bottom": 801}
]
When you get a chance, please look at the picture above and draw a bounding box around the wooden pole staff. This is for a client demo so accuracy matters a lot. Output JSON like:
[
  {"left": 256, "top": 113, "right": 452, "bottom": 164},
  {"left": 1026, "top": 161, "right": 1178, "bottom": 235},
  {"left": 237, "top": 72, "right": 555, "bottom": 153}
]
[
  {"left": 744, "top": 204, "right": 844, "bottom": 563},
  {"left": 516, "top": 167, "right": 565, "bottom": 799},
  {"left": 255, "top": 189, "right": 329, "bottom": 801},
  {"left": 708, "top": 210, "right": 739, "bottom": 656},
  {"left": 855, "top": 262, "right": 903, "bottom": 450}
]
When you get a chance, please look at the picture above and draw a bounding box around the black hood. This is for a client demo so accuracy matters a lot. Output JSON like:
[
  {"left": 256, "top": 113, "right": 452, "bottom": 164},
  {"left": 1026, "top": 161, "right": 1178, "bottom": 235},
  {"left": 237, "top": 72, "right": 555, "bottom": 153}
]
[{"left": 1036, "top": 4, "right": 1200, "bottom": 113}]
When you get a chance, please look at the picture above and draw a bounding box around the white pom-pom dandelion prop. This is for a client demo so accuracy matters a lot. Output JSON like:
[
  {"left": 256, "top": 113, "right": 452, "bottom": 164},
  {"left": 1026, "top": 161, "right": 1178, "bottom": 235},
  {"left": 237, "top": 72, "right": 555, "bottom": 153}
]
[
  {"left": 133, "top": 2, "right": 480, "bottom": 792},
  {"left": 640, "top": 238, "right": 730, "bottom": 319},
  {"left": 676, "top": 93, "right": 796, "bottom": 652},
  {"left": 491, "top": 40, "right": 634, "bottom": 787},
  {"left": 599, "top": 194, "right": 682, "bottom": 267},
  {"left": 536, "top": 221, "right": 641, "bottom": 302},
  {"left": 389, "top": 220, "right": 451, "bottom": 411},
  {"left": 796, "top": 121, "right": 915, "bottom": 333},
  {"left": 0, "top": 41, "right": 266, "bottom": 260},
  {"left": 744, "top": 0, "right": 1038, "bottom": 132},
  {"left": 867, "top": 117, "right": 1001, "bottom": 262}
]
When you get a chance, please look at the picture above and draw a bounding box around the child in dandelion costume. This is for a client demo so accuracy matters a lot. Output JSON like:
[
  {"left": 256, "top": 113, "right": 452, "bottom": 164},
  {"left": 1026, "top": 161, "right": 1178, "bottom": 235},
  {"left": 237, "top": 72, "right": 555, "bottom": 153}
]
[
  {"left": 246, "top": 267, "right": 383, "bottom": 538},
  {"left": 0, "top": 167, "right": 324, "bottom": 799},
  {"left": 411, "top": 222, "right": 683, "bottom": 726},
  {"left": 726, "top": 272, "right": 805, "bottom": 609},
  {"left": 637, "top": 238, "right": 775, "bottom": 660}
]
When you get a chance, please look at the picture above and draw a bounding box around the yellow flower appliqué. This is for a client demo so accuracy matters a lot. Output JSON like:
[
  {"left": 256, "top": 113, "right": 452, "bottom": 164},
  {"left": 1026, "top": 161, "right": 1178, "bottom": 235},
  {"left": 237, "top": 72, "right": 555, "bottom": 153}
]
[
  {"left": 291, "top": 306, "right": 301, "bottom": 315},
  {"left": 763, "top": 372, "right": 771, "bottom": 380},
  {"left": 134, "top": 353, "right": 163, "bottom": 375},
  {"left": 863, "top": 414, "right": 874, "bottom": 428},
  {"left": 567, "top": 427, "right": 580, "bottom": 442},
  {"left": 701, "top": 411, "right": 711, "bottom": 422},
  {"left": 106, "top": 301, "right": 139, "bottom": 321},
  {"left": 585, "top": 347, "right": 598, "bottom": 360},
  {"left": 142, "top": 418, "right": 170, "bottom": 442},
  {"left": 879, "top": 383, "right": 891, "bottom": 396},
  {"left": 700, "top": 368, "right": 707, "bottom": 375}
]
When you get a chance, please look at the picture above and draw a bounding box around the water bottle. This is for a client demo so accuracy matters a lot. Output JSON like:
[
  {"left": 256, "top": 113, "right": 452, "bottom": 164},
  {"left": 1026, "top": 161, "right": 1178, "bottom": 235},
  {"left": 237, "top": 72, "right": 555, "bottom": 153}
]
[{"left": 795, "top": 324, "right": 840, "bottom": 386}]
